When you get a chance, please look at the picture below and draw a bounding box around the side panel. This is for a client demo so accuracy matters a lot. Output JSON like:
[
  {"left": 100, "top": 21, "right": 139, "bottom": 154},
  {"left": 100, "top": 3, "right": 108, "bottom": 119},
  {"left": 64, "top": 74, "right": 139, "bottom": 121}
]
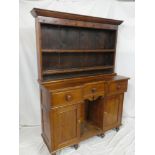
[
  {"left": 35, "top": 19, "right": 42, "bottom": 81},
  {"left": 40, "top": 86, "right": 52, "bottom": 152}
]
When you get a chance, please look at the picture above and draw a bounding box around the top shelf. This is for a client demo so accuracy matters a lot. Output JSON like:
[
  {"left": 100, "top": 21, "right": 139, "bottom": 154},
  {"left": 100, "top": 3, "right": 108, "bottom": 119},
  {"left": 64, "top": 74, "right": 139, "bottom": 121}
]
[{"left": 42, "top": 49, "right": 115, "bottom": 53}]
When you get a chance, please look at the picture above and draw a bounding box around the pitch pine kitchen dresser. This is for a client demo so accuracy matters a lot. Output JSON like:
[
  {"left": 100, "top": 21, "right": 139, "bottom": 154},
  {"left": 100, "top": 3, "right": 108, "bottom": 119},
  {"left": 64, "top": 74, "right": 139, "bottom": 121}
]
[{"left": 31, "top": 8, "right": 129, "bottom": 155}]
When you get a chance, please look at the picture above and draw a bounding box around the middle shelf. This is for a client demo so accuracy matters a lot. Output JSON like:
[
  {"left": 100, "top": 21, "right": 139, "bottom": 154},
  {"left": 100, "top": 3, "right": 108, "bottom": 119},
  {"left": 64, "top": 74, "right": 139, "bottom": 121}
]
[{"left": 42, "top": 49, "right": 115, "bottom": 53}]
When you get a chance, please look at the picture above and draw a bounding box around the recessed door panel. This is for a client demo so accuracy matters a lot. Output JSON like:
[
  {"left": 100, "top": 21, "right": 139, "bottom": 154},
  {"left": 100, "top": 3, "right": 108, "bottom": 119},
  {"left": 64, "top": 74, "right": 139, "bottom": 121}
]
[
  {"left": 51, "top": 104, "right": 80, "bottom": 150},
  {"left": 103, "top": 94, "right": 123, "bottom": 130}
]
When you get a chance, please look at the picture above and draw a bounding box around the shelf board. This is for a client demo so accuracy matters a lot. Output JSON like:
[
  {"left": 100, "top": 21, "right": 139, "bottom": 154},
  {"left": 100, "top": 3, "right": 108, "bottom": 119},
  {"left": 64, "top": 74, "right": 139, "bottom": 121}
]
[
  {"left": 42, "top": 49, "right": 115, "bottom": 53},
  {"left": 43, "top": 66, "right": 114, "bottom": 75},
  {"left": 80, "top": 121, "right": 102, "bottom": 141}
]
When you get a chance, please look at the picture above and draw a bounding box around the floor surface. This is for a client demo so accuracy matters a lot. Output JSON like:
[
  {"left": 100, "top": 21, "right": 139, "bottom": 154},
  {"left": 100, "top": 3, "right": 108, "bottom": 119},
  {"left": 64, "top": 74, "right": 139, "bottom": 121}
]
[{"left": 19, "top": 117, "right": 135, "bottom": 155}]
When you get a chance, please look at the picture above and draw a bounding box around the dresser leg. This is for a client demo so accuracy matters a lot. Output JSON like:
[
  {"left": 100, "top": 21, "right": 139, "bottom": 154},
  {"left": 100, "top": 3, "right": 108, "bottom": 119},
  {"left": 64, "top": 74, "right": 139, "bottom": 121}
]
[
  {"left": 73, "top": 144, "right": 79, "bottom": 150},
  {"left": 98, "top": 133, "right": 105, "bottom": 138},
  {"left": 116, "top": 127, "right": 120, "bottom": 132}
]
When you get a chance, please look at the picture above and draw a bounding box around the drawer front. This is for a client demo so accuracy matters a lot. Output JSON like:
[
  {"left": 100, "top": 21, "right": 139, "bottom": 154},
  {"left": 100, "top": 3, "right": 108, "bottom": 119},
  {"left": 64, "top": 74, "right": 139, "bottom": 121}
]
[
  {"left": 51, "top": 88, "right": 82, "bottom": 107},
  {"left": 108, "top": 80, "right": 128, "bottom": 94},
  {"left": 83, "top": 81, "right": 104, "bottom": 99}
]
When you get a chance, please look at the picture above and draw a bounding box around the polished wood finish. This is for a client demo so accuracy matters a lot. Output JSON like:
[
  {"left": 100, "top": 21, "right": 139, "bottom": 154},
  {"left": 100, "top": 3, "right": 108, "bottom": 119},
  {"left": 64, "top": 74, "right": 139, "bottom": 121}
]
[
  {"left": 31, "top": 8, "right": 123, "bottom": 25},
  {"left": 43, "top": 66, "right": 114, "bottom": 75},
  {"left": 103, "top": 94, "right": 124, "bottom": 131},
  {"left": 31, "top": 8, "right": 129, "bottom": 155},
  {"left": 51, "top": 104, "right": 80, "bottom": 150},
  {"left": 42, "top": 49, "right": 115, "bottom": 53},
  {"left": 51, "top": 86, "right": 82, "bottom": 107},
  {"left": 107, "top": 80, "right": 128, "bottom": 95},
  {"left": 83, "top": 81, "right": 105, "bottom": 101},
  {"left": 38, "top": 16, "right": 118, "bottom": 30}
]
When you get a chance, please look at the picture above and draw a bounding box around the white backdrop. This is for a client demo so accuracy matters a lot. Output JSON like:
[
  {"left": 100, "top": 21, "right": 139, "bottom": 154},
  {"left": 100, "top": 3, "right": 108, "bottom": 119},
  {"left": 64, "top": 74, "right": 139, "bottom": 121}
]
[
  {"left": 19, "top": 1, "right": 135, "bottom": 155},
  {"left": 19, "top": 0, "right": 135, "bottom": 126}
]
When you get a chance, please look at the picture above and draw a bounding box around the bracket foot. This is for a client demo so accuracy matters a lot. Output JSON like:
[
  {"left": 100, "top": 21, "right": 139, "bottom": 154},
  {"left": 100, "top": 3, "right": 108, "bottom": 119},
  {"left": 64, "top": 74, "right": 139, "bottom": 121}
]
[
  {"left": 116, "top": 127, "right": 120, "bottom": 132},
  {"left": 98, "top": 133, "right": 105, "bottom": 138},
  {"left": 73, "top": 144, "right": 79, "bottom": 150}
]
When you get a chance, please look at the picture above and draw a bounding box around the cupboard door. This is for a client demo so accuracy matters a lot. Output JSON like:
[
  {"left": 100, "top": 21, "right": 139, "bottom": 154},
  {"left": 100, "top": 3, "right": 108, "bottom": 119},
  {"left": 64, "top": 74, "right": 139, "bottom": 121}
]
[
  {"left": 103, "top": 94, "right": 124, "bottom": 131},
  {"left": 51, "top": 104, "right": 80, "bottom": 150}
]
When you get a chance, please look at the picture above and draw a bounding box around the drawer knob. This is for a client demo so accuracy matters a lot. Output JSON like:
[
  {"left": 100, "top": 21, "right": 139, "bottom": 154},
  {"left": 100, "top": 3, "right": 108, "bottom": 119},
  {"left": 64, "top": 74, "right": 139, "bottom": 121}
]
[
  {"left": 91, "top": 88, "right": 97, "bottom": 93},
  {"left": 78, "top": 119, "right": 81, "bottom": 124},
  {"left": 117, "top": 84, "right": 121, "bottom": 89},
  {"left": 104, "top": 112, "right": 108, "bottom": 115},
  {"left": 65, "top": 94, "right": 72, "bottom": 101}
]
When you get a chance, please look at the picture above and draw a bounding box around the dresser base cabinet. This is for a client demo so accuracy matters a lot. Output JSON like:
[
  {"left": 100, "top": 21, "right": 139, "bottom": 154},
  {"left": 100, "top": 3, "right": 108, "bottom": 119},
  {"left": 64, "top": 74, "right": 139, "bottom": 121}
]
[
  {"left": 40, "top": 76, "right": 129, "bottom": 154},
  {"left": 31, "top": 8, "right": 130, "bottom": 155}
]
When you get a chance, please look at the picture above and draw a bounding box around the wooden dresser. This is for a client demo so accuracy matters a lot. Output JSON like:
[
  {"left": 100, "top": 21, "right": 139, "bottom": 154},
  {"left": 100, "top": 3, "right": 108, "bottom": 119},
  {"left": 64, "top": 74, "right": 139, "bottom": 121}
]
[{"left": 31, "top": 8, "right": 129, "bottom": 155}]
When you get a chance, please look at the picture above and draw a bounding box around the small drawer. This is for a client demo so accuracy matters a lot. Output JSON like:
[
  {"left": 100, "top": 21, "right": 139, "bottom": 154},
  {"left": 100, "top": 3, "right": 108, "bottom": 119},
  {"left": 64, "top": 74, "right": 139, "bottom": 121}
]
[
  {"left": 108, "top": 80, "right": 128, "bottom": 94},
  {"left": 83, "top": 81, "right": 104, "bottom": 99},
  {"left": 51, "top": 87, "right": 82, "bottom": 107}
]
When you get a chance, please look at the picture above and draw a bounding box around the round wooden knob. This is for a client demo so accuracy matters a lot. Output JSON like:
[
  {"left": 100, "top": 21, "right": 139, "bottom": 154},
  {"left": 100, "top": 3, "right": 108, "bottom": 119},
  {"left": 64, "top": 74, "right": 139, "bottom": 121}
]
[
  {"left": 104, "top": 112, "right": 108, "bottom": 115},
  {"left": 78, "top": 120, "right": 81, "bottom": 124},
  {"left": 91, "top": 88, "right": 97, "bottom": 93},
  {"left": 117, "top": 84, "right": 121, "bottom": 89},
  {"left": 65, "top": 94, "right": 72, "bottom": 101}
]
